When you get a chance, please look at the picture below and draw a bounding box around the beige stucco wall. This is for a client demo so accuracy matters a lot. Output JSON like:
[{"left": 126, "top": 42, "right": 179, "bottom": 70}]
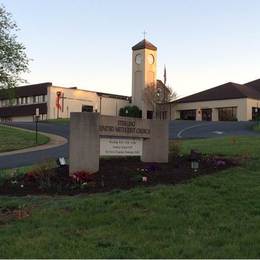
[
  {"left": 1, "top": 115, "right": 33, "bottom": 122},
  {"left": 47, "top": 86, "right": 130, "bottom": 119},
  {"left": 100, "top": 96, "right": 129, "bottom": 116},
  {"left": 0, "top": 114, "right": 48, "bottom": 123},
  {"left": 173, "top": 98, "right": 248, "bottom": 121},
  {"left": 158, "top": 98, "right": 249, "bottom": 121},
  {"left": 47, "top": 86, "right": 98, "bottom": 119}
]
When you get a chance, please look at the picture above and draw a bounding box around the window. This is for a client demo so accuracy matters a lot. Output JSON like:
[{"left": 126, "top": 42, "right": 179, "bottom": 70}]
[
  {"left": 33, "top": 96, "right": 37, "bottom": 103},
  {"left": 158, "top": 111, "right": 167, "bottom": 120},
  {"left": 252, "top": 107, "right": 260, "bottom": 121},
  {"left": 180, "top": 110, "right": 196, "bottom": 120},
  {"left": 218, "top": 107, "right": 237, "bottom": 121},
  {"left": 2, "top": 99, "right": 10, "bottom": 106},
  {"left": 82, "top": 105, "right": 93, "bottom": 112},
  {"left": 42, "top": 95, "right": 47, "bottom": 102},
  {"left": 202, "top": 109, "right": 212, "bottom": 121}
]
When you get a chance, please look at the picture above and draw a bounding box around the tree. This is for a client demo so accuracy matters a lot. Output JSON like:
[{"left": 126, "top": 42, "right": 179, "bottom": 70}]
[
  {"left": 155, "top": 80, "right": 178, "bottom": 103},
  {"left": 0, "top": 5, "right": 29, "bottom": 89},
  {"left": 143, "top": 81, "right": 178, "bottom": 119},
  {"left": 144, "top": 81, "right": 178, "bottom": 107}
]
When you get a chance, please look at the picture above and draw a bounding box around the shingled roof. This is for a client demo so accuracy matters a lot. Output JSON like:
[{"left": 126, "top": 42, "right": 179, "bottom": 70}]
[
  {"left": 244, "top": 79, "right": 260, "bottom": 93},
  {"left": 176, "top": 82, "right": 260, "bottom": 104},
  {"left": 132, "top": 39, "right": 157, "bottom": 51}
]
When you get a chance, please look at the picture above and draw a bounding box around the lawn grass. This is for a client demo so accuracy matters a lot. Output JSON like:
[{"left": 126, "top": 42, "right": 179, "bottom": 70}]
[
  {"left": 173, "top": 136, "right": 260, "bottom": 157},
  {"left": 44, "top": 118, "right": 70, "bottom": 124},
  {"left": 0, "top": 125, "right": 49, "bottom": 152},
  {"left": 1, "top": 136, "right": 260, "bottom": 258},
  {"left": 252, "top": 123, "right": 260, "bottom": 132}
]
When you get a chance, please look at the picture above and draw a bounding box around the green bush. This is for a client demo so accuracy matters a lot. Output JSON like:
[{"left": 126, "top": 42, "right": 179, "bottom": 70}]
[
  {"left": 119, "top": 105, "right": 142, "bottom": 118},
  {"left": 169, "top": 140, "right": 182, "bottom": 161}
]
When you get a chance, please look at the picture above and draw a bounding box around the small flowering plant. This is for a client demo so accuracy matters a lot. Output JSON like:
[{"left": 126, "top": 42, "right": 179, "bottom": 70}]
[
  {"left": 24, "top": 171, "right": 38, "bottom": 183},
  {"left": 136, "top": 164, "right": 161, "bottom": 174},
  {"left": 215, "top": 160, "right": 226, "bottom": 167},
  {"left": 71, "top": 171, "right": 94, "bottom": 183},
  {"left": 133, "top": 164, "right": 161, "bottom": 183}
]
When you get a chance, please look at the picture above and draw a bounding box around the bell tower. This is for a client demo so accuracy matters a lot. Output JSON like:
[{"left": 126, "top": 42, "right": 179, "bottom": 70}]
[{"left": 132, "top": 39, "right": 157, "bottom": 119}]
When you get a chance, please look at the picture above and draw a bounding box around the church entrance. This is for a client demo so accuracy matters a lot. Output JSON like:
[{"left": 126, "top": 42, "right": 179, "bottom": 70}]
[
  {"left": 147, "top": 110, "right": 153, "bottom": 119},
  {"left": 202, "top": 109, "right": 212, "bottom": 121}
]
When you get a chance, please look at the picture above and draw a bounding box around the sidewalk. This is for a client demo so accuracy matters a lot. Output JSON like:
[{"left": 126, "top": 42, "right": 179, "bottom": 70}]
[{"left": 0, "top": 126, "right": 67, "bottom": 157}]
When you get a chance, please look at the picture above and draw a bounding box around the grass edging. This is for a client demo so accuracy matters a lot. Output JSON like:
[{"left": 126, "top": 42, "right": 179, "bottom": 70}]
[{"left": 0, "top": 124, "right": 50, "bottom": 153}]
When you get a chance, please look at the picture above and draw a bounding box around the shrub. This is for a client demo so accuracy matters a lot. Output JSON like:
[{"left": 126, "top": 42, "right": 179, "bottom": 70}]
[
  {"left": 119, "top": 105, "right": 142, "bottom": 118},
  {"left": 169, "top": 140, "right": 182, "bottom": 161}
]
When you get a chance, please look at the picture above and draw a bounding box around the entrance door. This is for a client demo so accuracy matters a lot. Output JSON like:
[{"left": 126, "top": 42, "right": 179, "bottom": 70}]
[
  {"left": 180, "top": 110, "right": 196, "bottom": 120},
  {"left": 252, "top": 107, "right": 260, "bottom": 121},
  {"left": 147, "top": 110, "right": 153, "bottom": 119},
  {"left": 202, "top": 109, "right": 212, "bottom": 121}
]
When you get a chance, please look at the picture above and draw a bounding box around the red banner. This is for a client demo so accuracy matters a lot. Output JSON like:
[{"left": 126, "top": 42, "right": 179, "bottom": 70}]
[{"left": 56, "top": 91, "right": 62, "bottom": 110}]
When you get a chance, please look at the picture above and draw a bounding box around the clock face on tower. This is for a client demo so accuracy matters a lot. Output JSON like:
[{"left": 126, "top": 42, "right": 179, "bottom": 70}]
[
  {"left": 135, "top": 54, "right": 142, "bottom": 64},
  {"left": 148, "top": 54, "right": 154, "bottom": 64}
]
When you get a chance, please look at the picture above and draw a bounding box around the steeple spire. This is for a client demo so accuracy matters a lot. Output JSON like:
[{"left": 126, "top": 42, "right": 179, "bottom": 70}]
[{"left": 143, "top": 30, "right": 147, "bottom": 39}]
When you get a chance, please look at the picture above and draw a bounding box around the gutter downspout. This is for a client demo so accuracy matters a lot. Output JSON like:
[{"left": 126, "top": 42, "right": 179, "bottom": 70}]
[{"left": 99, "top": 96, "right": 102, "bottom": 114}]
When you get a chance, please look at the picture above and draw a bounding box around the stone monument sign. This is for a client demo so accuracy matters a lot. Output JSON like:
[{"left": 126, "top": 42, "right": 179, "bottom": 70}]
[{"left": 69, "top": 112, "right": 168, "bottom": 174}]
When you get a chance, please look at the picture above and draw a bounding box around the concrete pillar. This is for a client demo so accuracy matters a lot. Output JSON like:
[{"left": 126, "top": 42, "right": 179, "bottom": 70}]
[
  {"left": 69, "top": 112, "right": 100, "bottom": 174},
  {"left": 212, "top": 108, "right": 218, "bottom": 121},
  {"left": 196, "top": 109, "right": 202, "bottom": 121},
  {"left": 141, "top": 120, "right": 168, "bottom": 163}
]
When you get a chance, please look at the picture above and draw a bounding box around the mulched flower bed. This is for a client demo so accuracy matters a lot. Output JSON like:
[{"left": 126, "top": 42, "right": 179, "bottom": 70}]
[{"left": 0, "top": 155, "right": 239, "bottom": 196}]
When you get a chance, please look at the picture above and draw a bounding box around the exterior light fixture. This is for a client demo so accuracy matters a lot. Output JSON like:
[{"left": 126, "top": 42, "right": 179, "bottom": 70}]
[
  {"left": 57, "top": 157, "right": 66, "bottom": 167},
  {"left": 190, "top": 149, "right": 201, "bottom": 172},
  {"left": 142, "top": 176, "right": 148, "bottom": 182}
]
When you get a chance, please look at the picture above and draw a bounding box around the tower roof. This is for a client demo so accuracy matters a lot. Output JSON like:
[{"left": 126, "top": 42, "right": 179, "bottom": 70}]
[{"left": 132, "top": 39, "right": 157, "bottom": 51}]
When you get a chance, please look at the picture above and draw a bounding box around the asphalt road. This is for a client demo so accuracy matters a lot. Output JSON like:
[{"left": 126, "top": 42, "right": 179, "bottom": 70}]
[{"left": 0, "top": 120, "right": 259, "bottom": 169}]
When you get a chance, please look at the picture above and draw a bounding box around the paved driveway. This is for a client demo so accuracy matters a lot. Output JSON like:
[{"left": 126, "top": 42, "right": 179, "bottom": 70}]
[
  {"left": 169, "top": 120, "right": 259, "bottom": 139},
  {"left": 0, "top": 120, "right": 259, "bottom": 169}
]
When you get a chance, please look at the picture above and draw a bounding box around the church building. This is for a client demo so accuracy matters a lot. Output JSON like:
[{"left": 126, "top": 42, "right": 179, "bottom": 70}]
[
  {"left": 160, "top": 79, "right": 260, "bottom": 121},
  {"left": 2, "top": 37, "right": 258, "bottom": 122},
  {"left": 0, "top": 38, "right": 168, "bottom": 122},
  {"left": 0, "top": 83, "right": 131, "bottom": 122}
]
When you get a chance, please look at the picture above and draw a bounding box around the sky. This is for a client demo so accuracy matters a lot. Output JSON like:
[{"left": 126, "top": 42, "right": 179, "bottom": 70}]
[{"left": 2, "top": 0, "right": 260, "bottom": 98}]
